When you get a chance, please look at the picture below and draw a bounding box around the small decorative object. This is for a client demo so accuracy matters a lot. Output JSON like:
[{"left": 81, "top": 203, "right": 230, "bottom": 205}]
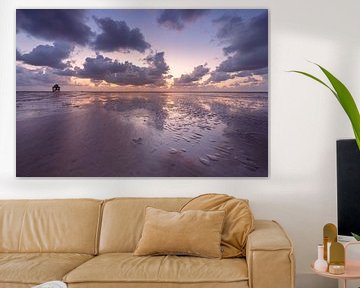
[
  {"left": 323, "top": 223, "right": 337, "bottom": 261},
  {"left": 328, "top": 264, "right": 345, "bottom": 275},
  {"left": 314, "top": 244, "right": 328, "bottom": 272},
  {"left": 327, "top": 242, "right": 332, "bottom": 264},
  {"left": 290, "top": 63, "right": 360, "bottom": 150},
  {"left": 329, "top": 242, "right": 345, "bottom": 275},
  {"left": 311, "top": 240, "right": 360, "bottom": 288}
]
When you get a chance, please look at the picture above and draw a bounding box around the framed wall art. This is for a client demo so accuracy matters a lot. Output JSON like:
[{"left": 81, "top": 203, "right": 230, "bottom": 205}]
[{"left": 16, "top": 9, "right": 268, "bottom": 177}]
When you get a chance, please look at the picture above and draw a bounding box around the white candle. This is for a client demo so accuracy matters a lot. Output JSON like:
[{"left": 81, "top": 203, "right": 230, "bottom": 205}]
[
  {"left": 329, "top": 264, "right": 345, "bottom": 274},
  {"left": 327, "top": 242, "right": 331, "bottom": 263}
]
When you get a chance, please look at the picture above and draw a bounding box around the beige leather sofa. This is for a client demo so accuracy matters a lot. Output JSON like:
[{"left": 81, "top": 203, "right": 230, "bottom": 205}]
[{"left": 0, "top": 198, "right": 295, "bottom": 288}]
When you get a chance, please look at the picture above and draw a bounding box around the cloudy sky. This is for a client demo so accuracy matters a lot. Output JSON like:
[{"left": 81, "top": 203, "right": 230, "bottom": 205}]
[{"left": 16, "top": 9, "right": 268, "bottom": 92}]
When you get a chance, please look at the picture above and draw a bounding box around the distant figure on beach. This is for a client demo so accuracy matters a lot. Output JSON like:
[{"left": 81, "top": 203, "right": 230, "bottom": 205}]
[{"left": 52, "top": 84, "right": 60, "bottom": 92}]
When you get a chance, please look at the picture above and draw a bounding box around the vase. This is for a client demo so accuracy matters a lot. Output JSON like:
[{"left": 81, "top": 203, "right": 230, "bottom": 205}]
[{"left": 314, "top": 244, "right": 328, "bottom": 272}]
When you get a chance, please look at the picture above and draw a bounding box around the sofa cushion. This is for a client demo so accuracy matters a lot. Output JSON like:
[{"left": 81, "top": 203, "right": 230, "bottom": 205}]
[
  {"left": 63, "top": 253, "right": 248, "bottom": 284},
  {"left": 99, "top": 198, "right": 190, "bottom": 253},
  {"left": 134, "top": 207, "right": 225, "bottom": 258},
  {"left": 0, "top": 253, "right": 93, "bottom": 285},
  {"left": 181, "top": 194, "right": 254, "bottom": 258},
  {"left": 0, "top": 199, "right": 102, "bottom": 254}
]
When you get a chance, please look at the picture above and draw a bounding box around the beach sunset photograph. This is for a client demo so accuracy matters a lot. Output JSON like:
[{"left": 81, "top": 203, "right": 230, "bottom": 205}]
[{"left": 16, "top": 9, "right": 268, "bottom": 177}]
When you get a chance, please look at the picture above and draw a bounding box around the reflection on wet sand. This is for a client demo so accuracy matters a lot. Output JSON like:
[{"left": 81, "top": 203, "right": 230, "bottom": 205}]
[{"left": 16, "top": 92, "right": 268, "bottom": 177}]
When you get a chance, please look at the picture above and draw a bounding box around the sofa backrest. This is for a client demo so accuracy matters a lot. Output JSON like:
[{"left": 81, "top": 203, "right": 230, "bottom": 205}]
[
  {"left": 99, "top": 197, "right": 190, "bottom": 253},
  {"left": 0, "top": 199, "right": 102, "bottom": 254}
]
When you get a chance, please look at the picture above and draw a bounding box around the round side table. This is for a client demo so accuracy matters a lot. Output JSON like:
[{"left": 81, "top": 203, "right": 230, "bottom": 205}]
[{"left": 311, "top": 242, "right": 360, "bottom": 288}]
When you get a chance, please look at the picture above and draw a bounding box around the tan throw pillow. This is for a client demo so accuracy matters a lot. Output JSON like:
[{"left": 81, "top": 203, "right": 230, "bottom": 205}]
[
  {"left": 134, "top": 207, "right": 225, "bottom": 258},
  {"left": 181, "top": 193, "right": 254, "bottom": 258}
]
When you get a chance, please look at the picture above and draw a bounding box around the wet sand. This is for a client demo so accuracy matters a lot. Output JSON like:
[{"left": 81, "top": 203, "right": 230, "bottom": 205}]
[{"left": 16, "top": 91, "right": 268, "bottom": 177}]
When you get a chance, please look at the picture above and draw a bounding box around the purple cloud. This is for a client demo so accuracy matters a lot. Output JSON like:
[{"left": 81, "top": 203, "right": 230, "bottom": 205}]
[
  {"left": 92, "top": 17, "right": 151, "bottom": 53},
  {"left": 205, "top": 71, "right": 234, "bottom": 84},
  {"left": 16, "top": 66, "right": 70, "bottom": 88},
  {"left": 16, "top": 10, "right": 94, "bottom": 45},
  {"left": 210, "top": 10, "right": 268, "bottom": 82},
  {"left": 157, "top": 9, "right": 208, "bottom": 30},
  {"left": 17, "top": 42, "right": 74, "bottom": 69},
  {"left": 58, "top": 52, "right": 170, "bottom": 87},
  {"left": 173, "top": 64, "right": 210, "bottom": 86}
]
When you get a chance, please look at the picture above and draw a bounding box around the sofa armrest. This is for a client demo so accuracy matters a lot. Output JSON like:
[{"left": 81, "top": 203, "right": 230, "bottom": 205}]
[{"left": 246, "top": 220, "right": 295, "bottom": 288}]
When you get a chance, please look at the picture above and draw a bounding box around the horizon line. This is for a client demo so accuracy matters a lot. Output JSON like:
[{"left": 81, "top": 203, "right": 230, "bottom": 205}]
[{"left": 16, "top": 90, "right": 268, "bottom": 93}]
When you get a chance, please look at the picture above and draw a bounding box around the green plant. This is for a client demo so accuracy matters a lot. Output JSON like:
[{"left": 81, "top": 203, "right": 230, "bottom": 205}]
[
  {"left": 352, "top": 232, "right": 360, "bottom": 241},
  {"left": 289, "top": 63, "right": 360, "bottom": 150}
]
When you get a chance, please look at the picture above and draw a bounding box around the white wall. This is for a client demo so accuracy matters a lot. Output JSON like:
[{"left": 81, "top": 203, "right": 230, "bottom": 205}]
[{"left": 1, "top": 1, "right": 359, "bottom": 287}]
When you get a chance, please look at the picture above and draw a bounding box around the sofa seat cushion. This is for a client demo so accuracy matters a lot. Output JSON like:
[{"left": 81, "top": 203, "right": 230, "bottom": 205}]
[
  {"left": 0, "top": 253, "right": 93, "bottom": 285},
  {"left": 64, "top": 253, "right": 248, "bottom": 284}
]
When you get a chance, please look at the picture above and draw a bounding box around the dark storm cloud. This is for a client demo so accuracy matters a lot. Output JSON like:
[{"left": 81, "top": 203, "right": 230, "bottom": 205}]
[
  {"left": 233, "top": 68, "right": 268, "bottom": 78},
  {"left": 206, "top": 71, "right": 235, "bottom": 83},
  {"left": 173, "top": 64, "right": 210, "bottom": 86},
  {"left": 251, "top": 67, "right": 268, "bottom": 75},
  {"left": 242, "top": 75, "right": 260, "bottom": 84},
  {"left": 92, "top": 17, "right": 151, "bottom": 53},
  {"left": 210, "top": 10, "right": 268, "bottom": 81},
  {"left": 157, "top": 9, "right": 208, "bottom": 30},
  {"left": 16, "top": 10, "right": 94, "bottom": 45},
  {"left": 144, "top": 52, "right": 170, "bottom": 76},
  {"left": 17, "top": 42, "right": 74, "bottom": 69},
  {"left": 58, "top": 54, "right": 127, "bottom": 79},
  {"left": 16, "top": 65, "right": 70, "bottom": 87},
  {"left": 218, "top": 47, "right": 267, "bottom": 72},
  {"left": 57, "top": 52, "right": 170, "bottom": 86},
  {"left": 206, "top": 68, "right": 268, "bottom": 85},
  {"left": 16, "top": 49, "right": 22, "bottom": 60}
]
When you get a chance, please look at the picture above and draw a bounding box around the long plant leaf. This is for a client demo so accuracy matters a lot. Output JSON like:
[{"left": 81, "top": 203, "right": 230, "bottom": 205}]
[
  {"left": 316, "top": 64, "right": 360, "bottom": 150},
  {"left": 351, "top": 232, "right": 360, "bottom": 241},
  {"left": 290, "top": 64, "right": 360, "bottom": 150},
  {"left": 289, "top": 70, "right": 337, "bottom": 99}
]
